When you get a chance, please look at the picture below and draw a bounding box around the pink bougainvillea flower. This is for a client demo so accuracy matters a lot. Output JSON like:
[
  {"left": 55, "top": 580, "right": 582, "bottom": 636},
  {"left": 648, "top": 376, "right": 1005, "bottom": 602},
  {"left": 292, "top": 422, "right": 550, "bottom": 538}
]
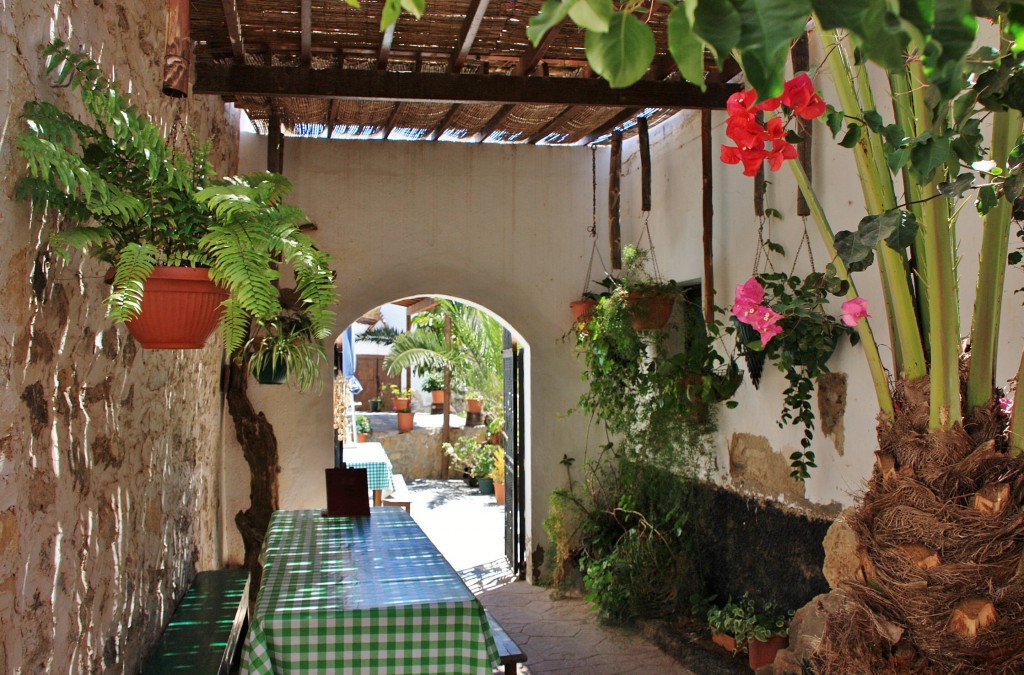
[
  {"left": 999, "top": 397, "right": 1014, "bottom": 416},
  {"left": 782, "top": 73, "right": 827, "bottom": 120},
  {"left": 841, "top": 297, "right": 871, "bottom": 326},
  {"left": 757, "top": 320, "right": 783, "bottom": 346},
  {"left": 734, "top": 277, "right": 765, "bottom": 307},
  {"left": 750, "top": 305, "right": 784, "bottom": 344}
]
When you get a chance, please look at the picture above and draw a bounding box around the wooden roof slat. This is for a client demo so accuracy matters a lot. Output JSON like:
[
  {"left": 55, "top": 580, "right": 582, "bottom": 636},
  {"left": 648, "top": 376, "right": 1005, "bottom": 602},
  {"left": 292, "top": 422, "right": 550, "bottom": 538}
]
[
  {"left": 450, "top": 0, "right": 492, "bottom": 73},
  {"left": 514, "top": 20, "right": 564, "bottom": 77},
  {"left": 577, "top": 108, "right": 644, "bottom": 146},
  {"left": 195, "top": 64, "right": 739, "bottom": 109},
  {"left": 378, "top": 22, "right": 396, "bottom": 69},
  {"left": 526, "top": 105, "right": 576, "bottom": 144},
  {"left": 300, "top": 0, "right": 312, "bottom": 66},
  {"left": 221, "top": 0, "right": 245, "bottom": 61},
  {"left": 476, "top": 104, "right": 515, "bottom": 142},
  {"left": 426, "top": 104, "right": 460, "bottom": 141}
]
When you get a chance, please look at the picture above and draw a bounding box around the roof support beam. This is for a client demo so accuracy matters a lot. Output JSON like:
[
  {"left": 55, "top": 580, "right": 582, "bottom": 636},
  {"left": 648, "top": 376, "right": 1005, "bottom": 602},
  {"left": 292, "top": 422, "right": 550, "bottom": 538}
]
[
  {"left": 195, "top": 64, "right": 739, "bottom": 108},
  {"left": 221, "top": 0, "right": 245, "bottom": 62},
  {"left": 426, "top": 105, "right": 461, "bottom": 141},
  {"left": 577, "top": 107, "right": 642, "bottom": 145},
  {"left": 476, "top": 104, "right": 514, "bottom": 142},
  {"left": 324, "top": 99, "right": 339, "bottom": 139},
  {"left": 450, "top": 0, "right": 492, "bottom": 73},
  {"left": 515, "top": 20, "right": 564, "bottom": 76},
  {"left": 300, "top": 0, "right": 312, "bottom": 66},
  {"left": 526, "top": 104, "right": 575, "bottom": 144},
  {"left": 378, "top": 23, "right": 396, "bottom": 70}
]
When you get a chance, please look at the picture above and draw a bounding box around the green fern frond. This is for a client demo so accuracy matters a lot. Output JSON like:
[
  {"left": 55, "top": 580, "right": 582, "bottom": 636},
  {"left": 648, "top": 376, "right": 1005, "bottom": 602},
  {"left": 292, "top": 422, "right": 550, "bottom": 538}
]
[
  {"left": 220, "top": 299, "right": 251, "bottom": 355},
  {"left": 105, "top": 243, "right": 156, "bottom": 323}
]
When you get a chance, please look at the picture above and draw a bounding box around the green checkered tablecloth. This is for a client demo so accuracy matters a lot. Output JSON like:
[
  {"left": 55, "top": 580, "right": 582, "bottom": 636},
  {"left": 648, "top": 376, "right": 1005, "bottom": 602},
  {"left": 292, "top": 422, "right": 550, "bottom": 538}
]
[
  {"left": 344, "top": 442, "right": 395, "bottom": 492},
  {"left": 241, "top": 509, "right": 499, "bottom": 674}
]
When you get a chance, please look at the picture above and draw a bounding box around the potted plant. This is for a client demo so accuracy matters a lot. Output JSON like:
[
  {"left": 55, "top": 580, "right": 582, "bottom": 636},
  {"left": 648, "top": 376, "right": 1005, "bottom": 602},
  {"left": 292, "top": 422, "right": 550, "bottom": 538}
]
[
  {"left": 466, "top": 393, "right": 484, "bottom": 415},
  {"left": 618, "top": 245, "right": 679, "bottom": 331},
  {"left": 472, "top": 448, "right": 496, "bottom": 495},
  {"left": 706, "top": 599, "right": 748, "bottom": 655},
  {"left": 355, "top": 415, "right": 372, "bottom": 442},
  {"left": 422, "top": 372, "right": 446, "bottom": 406},
  {"left": 248, "top": 288, "right": 329, "bottom": 390},
  {"left": 388, "top": 385, "right": 414, "bottom": 413},
  {"left": 17, "top": 40, "right": 336, "bottom": 356},
  {"left": 741, "top": 602, "right": 791, "bottom": 670},
  {"left": 490, "top": 446, "right": 506, "bottom": 504},
  {"left": 443, "top": 435, "right": 490, "bottom": 487},
  {"left": 369, "top": 396, "right": 384, "bottom": 412}
]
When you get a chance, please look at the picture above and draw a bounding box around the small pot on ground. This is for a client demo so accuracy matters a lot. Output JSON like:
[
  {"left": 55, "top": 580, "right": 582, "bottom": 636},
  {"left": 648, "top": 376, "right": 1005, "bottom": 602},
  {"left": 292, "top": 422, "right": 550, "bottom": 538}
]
[
  {"left": 494, "top": 481, "right": 505, "bottom": 504},
  {"left": 397, "top": 411, "right": 414, "bottom": 433},
  {"left": 369, "top": 398, "right": 383, "bottom": 412},
  {"left": 748, "top": 635, "right": 788, "bottom": 670},
  {"left": 712, "top": 632, "right": 737, "bottom": 653},
  {"left": 477, "top": 476, "right": 494, "bottom": 495}
]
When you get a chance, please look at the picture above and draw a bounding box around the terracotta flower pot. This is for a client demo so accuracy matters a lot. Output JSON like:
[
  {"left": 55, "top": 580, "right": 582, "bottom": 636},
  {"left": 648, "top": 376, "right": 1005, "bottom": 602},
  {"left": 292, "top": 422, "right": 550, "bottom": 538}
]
[
  {"left": 466, "top": 398, "right": 483, "bottom": 414},
  {"left": 397, "top": 411, "right": 414, "bottom": 433},
  {"left": 356, "top": 432, "right": 369, "bottom": 443},
  {"left": 431, "top": 390, "right": 445, "bottom": 405},
  {"left": 494, "top": 481, "right": 506, "bottom": 505},
  {"left": 570, "top": 298, "right": 598, "bottom": 320},
  {"left": 626, "top": 290, "right": 674, "bottom": 330},
  {"left": 711, "top": 632, "right": 737, "bottom": 653},
  {"left": 110, "top": 267, "right": 229, "bottom": 349},
  {"left": 393, "top": 397, "right": 411, "bottom": 411},
  {"left": 747, "top": 635, "right": 787, "bottom": 670}
]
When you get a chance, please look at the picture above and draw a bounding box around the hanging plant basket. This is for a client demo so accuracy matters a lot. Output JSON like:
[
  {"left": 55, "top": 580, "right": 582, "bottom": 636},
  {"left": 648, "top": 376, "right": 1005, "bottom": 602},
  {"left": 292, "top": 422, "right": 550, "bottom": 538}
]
[
  {"left": 570, "top": 298, "right": 598, "bottom": 321},
  {"left": 256, "top": 357, "right": 288, "bottom": 385},
  {"left": 626, "top": 290, "right": 674, "bottom": 330},
  {"left": 109, "top": 267, "right": 228, "bottom": 349}
]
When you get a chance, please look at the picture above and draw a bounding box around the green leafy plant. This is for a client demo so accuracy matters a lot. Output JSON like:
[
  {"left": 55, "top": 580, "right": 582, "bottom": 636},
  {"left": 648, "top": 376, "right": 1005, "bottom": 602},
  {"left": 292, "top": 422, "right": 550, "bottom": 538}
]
[
  {"left": 16, "top": 40, "right": 336, "bottom": 385},
  {"left": 442, "top": 435, "right": 498, "bottom": 478},
  {"left": 421, "top": 372, "right": 446, "bottom": 392},
  {"left": 707, "top": 593, "right": 790, "bottom": 650},
  {"left": 355, "top": 415, "right": 372, "bottom": 435}
]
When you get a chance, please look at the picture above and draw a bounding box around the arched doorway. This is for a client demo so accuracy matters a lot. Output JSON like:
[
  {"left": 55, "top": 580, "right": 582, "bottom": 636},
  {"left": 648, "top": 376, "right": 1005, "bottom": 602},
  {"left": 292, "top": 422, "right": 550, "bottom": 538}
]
[{"left": 337, "top": 296, "right": 529, "bottom": 576}]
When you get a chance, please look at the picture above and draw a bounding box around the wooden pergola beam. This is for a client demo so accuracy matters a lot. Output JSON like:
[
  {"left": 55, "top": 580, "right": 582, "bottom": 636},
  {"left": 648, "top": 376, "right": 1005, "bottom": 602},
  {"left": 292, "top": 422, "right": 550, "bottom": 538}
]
[
  {"left": 576, "top": 107, "right": 643, "bottom": 145},
  {"left": 378, "top": 22, "right": 396, "bottom": 70},
  {"left": 450, "top": 0, "right": 492, "bottom": 73},
  {"left": 194, "top": 65, "right": 740, "bottom": 108},
  {"left": 221, "top": 0, "right": 246, "bottom": 62},
  {"left": 426, "top": 105, "right": 461, "bottom": 141},
  {"left": 300, "top": 0, "right": 312, "bottom": 66},
  {"left": 526, "top": 104, "right": 575, "bottom": 144},
  {"left": 514, "top": 20, "right": 564, "bottom": 76},
  {"left": 324, "top": 99, "right": 339, "bottom": 139},
  {"left": 476, "top": 104, "right": 515, "bottom": 143}
]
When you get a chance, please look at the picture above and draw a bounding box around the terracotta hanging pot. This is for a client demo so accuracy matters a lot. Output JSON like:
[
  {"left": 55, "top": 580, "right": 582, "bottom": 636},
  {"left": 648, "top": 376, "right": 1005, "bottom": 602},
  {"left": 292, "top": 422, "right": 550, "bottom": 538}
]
[
  {"left": 626, "top": 290, "right": 674, "bottom": 330},
  {"left": 109, "top": 267, "right": 229, "bottom": 349},
  {"left": 570, "top": 298, "right": 598, "bottom": 320}
]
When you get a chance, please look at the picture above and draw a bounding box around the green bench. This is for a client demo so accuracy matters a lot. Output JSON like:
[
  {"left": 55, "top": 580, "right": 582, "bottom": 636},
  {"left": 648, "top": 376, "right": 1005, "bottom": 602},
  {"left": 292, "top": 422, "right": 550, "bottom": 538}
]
[
  {"left": 143, "top": 569, "right": 250, "bottom": 674},
  {"left": 485, "top": 609, "right": 527, "bottom": 674}
]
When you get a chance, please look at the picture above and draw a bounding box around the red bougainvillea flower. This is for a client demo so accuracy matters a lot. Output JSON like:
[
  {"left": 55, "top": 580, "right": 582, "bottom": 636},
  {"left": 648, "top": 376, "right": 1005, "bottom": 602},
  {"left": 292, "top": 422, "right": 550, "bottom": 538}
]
[
  {"left": 721, "top": 144, "right": 768, "bottom": 176},
  {"left": 841, "top": 297, "right": 870, "bottom": 326},
  {"left": 726, "top": 114, "right": 768, "bottom": 149},
  {"left": 763, "top": 117, "right": 798, "bottom": 170},
  {"left": 781, "top": 73, "right": 827, "bottom": 120}
]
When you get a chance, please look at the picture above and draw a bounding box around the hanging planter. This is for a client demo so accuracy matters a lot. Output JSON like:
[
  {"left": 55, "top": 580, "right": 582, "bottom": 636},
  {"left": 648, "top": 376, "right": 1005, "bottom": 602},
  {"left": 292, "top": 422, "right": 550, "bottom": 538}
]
[
  {"left": 570, "top": 298, "right": 598, "bottom": 321},
  {"left": 108, "top": 267, "right": 229, "bottom": 349},
  {"left": 626, "top": 290, "right": 674, "bottom": 330},
  {"left": 256, "top": 356, "right": 288, "bottom": 384}
]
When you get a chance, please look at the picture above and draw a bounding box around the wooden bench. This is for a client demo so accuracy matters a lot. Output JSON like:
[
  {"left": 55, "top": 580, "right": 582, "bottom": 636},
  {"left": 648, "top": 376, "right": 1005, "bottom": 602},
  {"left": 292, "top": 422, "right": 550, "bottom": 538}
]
[
  {"left": 143, "top": 569, "right": 250, "bottom": 674},
  {"left": 485, "top": 608, "right": 527, "bottom": 675},
  {"left": 382, "top": 473, "right": 413, "bottom": 514}
]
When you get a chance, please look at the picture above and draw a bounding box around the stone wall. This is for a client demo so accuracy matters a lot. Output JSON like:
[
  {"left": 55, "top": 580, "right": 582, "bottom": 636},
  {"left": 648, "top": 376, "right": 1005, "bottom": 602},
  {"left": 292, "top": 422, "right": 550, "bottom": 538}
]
[
  {"left": 0, "top": 3, "right": 238, "bottom": 672},
  {"left": 375, "top": 427, "right": 488, "bottom": 479}
]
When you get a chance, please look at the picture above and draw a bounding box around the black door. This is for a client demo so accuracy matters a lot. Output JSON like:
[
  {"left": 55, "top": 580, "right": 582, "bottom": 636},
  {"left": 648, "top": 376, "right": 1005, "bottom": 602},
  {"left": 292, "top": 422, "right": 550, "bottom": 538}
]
[{"left": 503, "top": 330, "right": 526, "bottom": 577}]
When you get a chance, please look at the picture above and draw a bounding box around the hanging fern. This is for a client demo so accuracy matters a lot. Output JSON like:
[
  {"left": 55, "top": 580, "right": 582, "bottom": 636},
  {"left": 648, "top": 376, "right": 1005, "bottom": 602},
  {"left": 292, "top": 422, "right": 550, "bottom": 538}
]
[{"left": 16, "top": 40, "right": 338, "bottom": 389}]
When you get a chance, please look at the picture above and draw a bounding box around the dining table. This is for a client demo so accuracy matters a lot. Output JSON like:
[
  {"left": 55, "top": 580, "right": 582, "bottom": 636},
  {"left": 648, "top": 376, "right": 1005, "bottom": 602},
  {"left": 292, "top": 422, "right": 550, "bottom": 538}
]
[
  {"left": 240, "top": 508, "right": 500, "bottom": 674},
  {"left": 343, "top": 441, "right": 395, "bottom": 506}
]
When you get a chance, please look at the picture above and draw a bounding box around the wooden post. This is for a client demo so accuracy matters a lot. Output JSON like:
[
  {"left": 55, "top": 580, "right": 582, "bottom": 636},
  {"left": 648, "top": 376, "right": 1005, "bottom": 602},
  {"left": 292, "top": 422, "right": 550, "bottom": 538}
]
[
  {"left": 268, "top": 108, "right": 284, "bottom": 173},
  {"left": 792, "top": 34, "right": 812, "bottom": 217},
  {"left": 701, "top": 110, "right": 714, "bottom": 324},
  {"left": 609, "top": 130, "right": 623, "bottom": 270},
  {"left": 162, "top": 0, "right": 191, "bottom": 97},
  {"left": 440, "top": 314, "right": 452, "bottom": 479},
  {"left": 638, "top": 117, "right": 651, "bottom": 212}
]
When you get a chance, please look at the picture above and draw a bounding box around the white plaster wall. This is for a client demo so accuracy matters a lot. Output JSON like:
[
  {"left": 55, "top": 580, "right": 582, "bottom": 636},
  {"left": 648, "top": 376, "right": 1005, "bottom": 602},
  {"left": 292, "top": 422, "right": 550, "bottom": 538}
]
[
  {"left": 225, "top": 134, "right": 601, "bottom": 575},
  {"left": 1, "top": 2, "right": 238, "bottom": 672}
]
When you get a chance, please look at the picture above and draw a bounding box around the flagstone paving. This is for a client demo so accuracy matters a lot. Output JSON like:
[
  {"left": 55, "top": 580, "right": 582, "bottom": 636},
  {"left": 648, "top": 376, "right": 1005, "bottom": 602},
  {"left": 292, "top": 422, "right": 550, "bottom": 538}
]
[{"left": 406, "top": 479, "right": 695, "bottom": 675}]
